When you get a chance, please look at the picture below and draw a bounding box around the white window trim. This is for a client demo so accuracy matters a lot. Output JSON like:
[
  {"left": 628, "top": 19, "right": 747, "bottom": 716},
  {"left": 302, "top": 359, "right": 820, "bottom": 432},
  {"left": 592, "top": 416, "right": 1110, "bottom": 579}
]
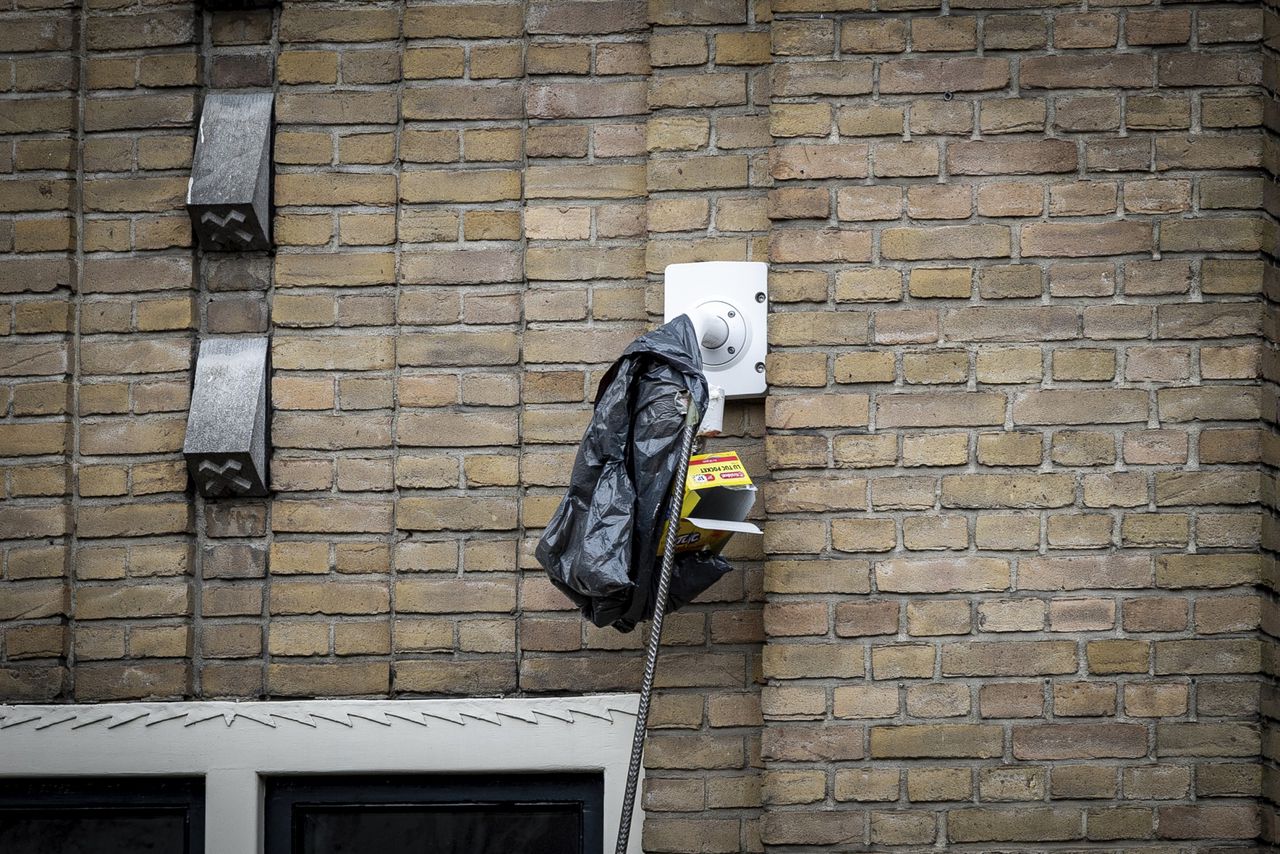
[{"left": 0, "top": 693, "right": 642, "bottom": 854}]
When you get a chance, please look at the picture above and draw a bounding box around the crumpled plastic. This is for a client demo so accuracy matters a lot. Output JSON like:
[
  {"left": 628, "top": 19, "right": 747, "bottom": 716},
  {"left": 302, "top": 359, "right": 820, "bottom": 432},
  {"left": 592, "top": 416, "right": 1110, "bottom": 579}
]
[{"left": 535, "top": 316, "right": 734, "bottom": 632}]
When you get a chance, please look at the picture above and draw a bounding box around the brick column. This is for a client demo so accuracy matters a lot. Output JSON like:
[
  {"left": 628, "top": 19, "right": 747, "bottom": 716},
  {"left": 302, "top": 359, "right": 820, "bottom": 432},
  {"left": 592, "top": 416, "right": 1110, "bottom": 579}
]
[
  {"left": 194, "top": 4, "right": 279, "bottom": 698},
  {"left": 71, "top": 0, "right": 199, "bottom": 701},
  {"left": 637, "top": 2, "right": 772, "bottom": 852},
  {"left": 0, "top": 0, "right": 77, "bottom": 701},
  {"left": 516, "top": 0, "right": 650, "bottom": 693},
  {"left": 266, "top": 1, "right": 402, "bottom": 697},
  {"left": 388, "top": 1, "right": 527, "bottom": 695},
  {"left": 762, "top": 2, "right": 1266, "bottom": 848}
]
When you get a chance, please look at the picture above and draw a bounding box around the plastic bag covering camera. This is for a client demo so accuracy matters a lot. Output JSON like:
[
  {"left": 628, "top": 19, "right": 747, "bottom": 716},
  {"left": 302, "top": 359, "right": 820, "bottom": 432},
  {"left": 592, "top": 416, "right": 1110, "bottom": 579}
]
[{"left": 535, "top": 316, "right": 734, "bottom": 632}]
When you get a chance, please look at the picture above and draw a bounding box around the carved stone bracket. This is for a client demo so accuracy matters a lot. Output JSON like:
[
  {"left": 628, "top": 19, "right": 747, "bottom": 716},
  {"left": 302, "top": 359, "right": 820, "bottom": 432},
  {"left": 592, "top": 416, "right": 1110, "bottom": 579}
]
[
  {"left": 187, "top": 92, "right": 274, "bottom": 252},
  {"left": 183, "top": 337, "right": 269, "bottom": 498}
]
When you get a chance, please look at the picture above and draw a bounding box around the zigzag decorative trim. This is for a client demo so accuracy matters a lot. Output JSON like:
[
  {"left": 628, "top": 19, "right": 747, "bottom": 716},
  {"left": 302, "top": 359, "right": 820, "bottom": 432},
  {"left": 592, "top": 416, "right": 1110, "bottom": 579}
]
[{"left": 0, "top": 696, "right": 640, "bottom": 735}]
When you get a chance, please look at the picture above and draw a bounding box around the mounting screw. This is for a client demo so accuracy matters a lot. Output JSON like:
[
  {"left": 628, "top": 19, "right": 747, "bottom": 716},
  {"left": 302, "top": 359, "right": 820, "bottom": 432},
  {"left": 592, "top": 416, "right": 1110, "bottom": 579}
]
[
  {"left": 754, "top": 362, "right": 765, "bottom": 373},
  {"left": 727, "top": 310, "right": 736, "bottom": 318},
  {"left": 942, "top": 91, "right": 954, "bottom": 101},
  {"left": 755, "top": 292, "right": 766, "bottom": 303},
  {"left": 727, "top": 346, "right": 736, "bottom": 354}
]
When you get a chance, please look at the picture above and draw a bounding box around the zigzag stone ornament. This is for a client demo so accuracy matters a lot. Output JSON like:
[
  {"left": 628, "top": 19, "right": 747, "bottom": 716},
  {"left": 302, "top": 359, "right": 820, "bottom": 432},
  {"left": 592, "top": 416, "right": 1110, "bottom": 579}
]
[
  {"left": 187, "top": 92, "right": 273, "bottom": 252},
  {"left": 183, "top": 337, "right": 269, "bottom": 498}
]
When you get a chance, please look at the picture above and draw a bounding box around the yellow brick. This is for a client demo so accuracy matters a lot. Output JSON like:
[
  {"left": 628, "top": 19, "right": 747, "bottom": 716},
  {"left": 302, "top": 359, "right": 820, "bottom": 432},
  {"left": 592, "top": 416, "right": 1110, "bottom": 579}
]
[{"left": 338, "top": 213, "right": 396, "bottom": 246}]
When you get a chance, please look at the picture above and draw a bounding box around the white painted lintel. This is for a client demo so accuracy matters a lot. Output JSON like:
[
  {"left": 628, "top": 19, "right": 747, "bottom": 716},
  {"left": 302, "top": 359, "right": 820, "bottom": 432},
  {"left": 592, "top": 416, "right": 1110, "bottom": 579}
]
[{"left": 0, "top": 694, "right": 642, "bottom": 854}]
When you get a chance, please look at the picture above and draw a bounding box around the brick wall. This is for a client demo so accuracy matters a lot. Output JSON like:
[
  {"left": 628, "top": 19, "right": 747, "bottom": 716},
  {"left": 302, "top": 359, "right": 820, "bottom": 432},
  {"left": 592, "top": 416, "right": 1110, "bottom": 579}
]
[
  {"left": 2, "top": 0, "right": 200, "bottom": 701},
  {"left": 0, "top": 0, "right": 1273, "bottom": 850},
  {"left": 764, "top": 1, "right": 1267, "bottom": 848}
]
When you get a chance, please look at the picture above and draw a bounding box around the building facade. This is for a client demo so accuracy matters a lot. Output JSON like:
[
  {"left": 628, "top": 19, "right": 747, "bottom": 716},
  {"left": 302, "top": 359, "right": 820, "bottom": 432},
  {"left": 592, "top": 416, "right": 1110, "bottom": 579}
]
[{"left": 1, "top": 0, "right": 1278, "bottom": 849}]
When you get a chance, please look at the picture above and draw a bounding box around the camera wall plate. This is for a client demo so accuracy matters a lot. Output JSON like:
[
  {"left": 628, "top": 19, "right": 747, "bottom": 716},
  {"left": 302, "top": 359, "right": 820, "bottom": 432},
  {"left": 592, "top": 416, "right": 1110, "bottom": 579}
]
[{"left": 663, "top": 261, "right": 768, "bottom": 399}]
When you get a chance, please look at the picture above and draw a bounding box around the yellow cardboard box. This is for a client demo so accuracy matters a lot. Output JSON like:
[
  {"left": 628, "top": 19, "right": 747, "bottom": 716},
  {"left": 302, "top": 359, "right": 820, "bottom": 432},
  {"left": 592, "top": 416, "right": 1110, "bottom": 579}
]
[{"left": 667, "top": 451, "right": 763, "bottom": 555}]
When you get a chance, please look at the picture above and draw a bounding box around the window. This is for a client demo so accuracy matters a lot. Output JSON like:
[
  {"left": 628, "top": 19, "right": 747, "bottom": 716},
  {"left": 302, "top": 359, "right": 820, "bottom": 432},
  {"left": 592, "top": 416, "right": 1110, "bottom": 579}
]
[
  {"left": 265, "top": 773, "right": 602, "bottom": 854},
  {"left": 0, "top": 777, "right": 204, "bottom": 854}
]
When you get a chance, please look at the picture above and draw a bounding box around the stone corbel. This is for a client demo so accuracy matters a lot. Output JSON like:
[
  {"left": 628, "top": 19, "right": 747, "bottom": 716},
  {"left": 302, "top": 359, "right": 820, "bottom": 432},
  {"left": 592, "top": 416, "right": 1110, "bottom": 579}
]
[
  {"left": 183, "top": 337, "right": 270, "bottom": 499},
  {"left": 187, "top": 92, "right": 274, "bottom": 252}
]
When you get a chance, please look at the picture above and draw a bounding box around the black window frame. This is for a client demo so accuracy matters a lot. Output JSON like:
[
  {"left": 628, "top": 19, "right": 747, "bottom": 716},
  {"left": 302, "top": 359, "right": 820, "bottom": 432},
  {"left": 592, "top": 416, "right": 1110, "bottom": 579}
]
[
  {"left": 264, "top": 772, "right": 604, "bottom": 854},
  {"left": 0, "top": 776, "right": 205, "bottom": 854}
]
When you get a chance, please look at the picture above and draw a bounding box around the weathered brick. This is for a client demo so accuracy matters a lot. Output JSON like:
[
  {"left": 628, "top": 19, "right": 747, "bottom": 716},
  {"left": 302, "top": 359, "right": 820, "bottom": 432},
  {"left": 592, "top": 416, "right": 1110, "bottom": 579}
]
[
  {"left": 1157, "top": 804, "right": 1258, "bottom": 840},
  {"left": 948, "top": 140, "right": 1076, "bottom": 175},
  {"left": 1013, "top": 390, "right": 1148, "bottom": 425},
  {"left": 1018, "top": 555, "right": 1150, "bottom": 592},
  {"left": 774, "top": 61, "right": 872, "bottom": 97},
  {"left": 403, "top": 84, "right": 522, "bottom": 121},
  {"left": 945, "top": 306, "right": 1076, "bottom": 342},
  {"left": 77, "top": 503, "right": 190, "bottom": 538},
  {"left": 269, "top": 662, "right": 389, "bottom": 697},
  {"left": 528, "top": 81, "right": 647, "bottom": 119},
  {"left": 767, "top": 394, "right": 869, "bottom": 429},
  {"left": 761, "top": 811, "right": 863, "bottom": 847},
  {"left": 400, "top": 169, "right": 520, "bottom": 204},
  {"left": 1013, "top": 723, "right": 1147, "bottom": 760},
  {"left": 876, "top": 558, "right": 1009, "bottom": 593},
  {"left": 880, "top": 58, "right": 1009, "bottom": 93},
  {"left": 1021, "top": 55, "right": 1153, "bottom": 89},
  {"left": 770, "top": 229, "right": 872, "bottom": 263},
  {"left": 1159, "top": 52, "right": 1260, "bottom": 88},
  {"left": 841, "top": 19, "right": 905, "bottom": 52},
  {"left": 773, "top": 19, "right": 836, "bottom": 55},
  {"left": 525, "top": 164, "right": 646, "bottom": 199},
  {"left": 279, "top": 6, "right": 398, "bottom": 41},
  {"left": 871, "top": 724, "right": 1003, "bottom": 758},
  {"left": 949, "top": 807, "right": 1081, "bottom": 843},
  {"left": 649, "top": 155, "right": 748, "bottom": 191},
  {"left": 272, "top": 499, "right": 392, "bottom": 534},
  {"left": 881, "top": 225, "right": 1009, "bottom": 260},
  {"left": 648, "top": 72, "right": 746, "bottom": 108},
  {"left": 877, "top": 392, "right": 1004, "bottom": 427},
  {"left": 942, "top": 474, "right": 1074, "bottom": 508},
  {"left": 76, "top": 663, "right": 190, "bottom": 701},
  {"left": 770, "top": 144, "right": 868, "bottom": 180},
  {"left": 943, "top": 641, "right": 1076, "bottom": 676},
  {"left": 275, "top": 253, "right": 395, "bottom": 288},
  {"left": 1154, "top": 639, "right": 1259, "bottom": 675},
  {"left": 1156, "top": 135, "right": 1260, "bottom": 170},
  {"left": 87, "top": 12, "right": 194, "bottom": 50},
  {"left": 1156, "top": 722, "right": 1260, "bottom": 758},
  {"left": 403, "top": 4, "right": 522, "bottom": 38},
  {"left": 766, "top": 560, "right": 871, "bottom": 596}
]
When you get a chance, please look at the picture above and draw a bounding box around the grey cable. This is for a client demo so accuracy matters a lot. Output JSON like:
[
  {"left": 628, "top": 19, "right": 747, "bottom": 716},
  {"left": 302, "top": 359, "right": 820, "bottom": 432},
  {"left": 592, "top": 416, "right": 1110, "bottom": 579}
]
[{"left": 614, "top": 411, "right": 699, "bottom": 854}]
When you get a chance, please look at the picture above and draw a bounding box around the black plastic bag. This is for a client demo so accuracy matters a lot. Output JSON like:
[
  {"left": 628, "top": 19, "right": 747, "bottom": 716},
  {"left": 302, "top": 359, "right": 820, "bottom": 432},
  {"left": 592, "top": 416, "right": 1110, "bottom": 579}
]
[{"left": 535, "top": 316, "right": 733, "bottom": 632}]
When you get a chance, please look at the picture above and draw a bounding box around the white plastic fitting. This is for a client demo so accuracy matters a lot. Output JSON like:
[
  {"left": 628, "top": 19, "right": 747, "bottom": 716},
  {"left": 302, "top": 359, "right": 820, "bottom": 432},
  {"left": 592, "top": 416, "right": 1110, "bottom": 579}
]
[
  {"left": 684, "top": 307, "right": 729, "bottom": 436},
  {"left": 686, "top": 304, "right": 731, "bottom": 351},
  {"left": 698, "top": 385, "right": 726, "bottom": 437}
]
